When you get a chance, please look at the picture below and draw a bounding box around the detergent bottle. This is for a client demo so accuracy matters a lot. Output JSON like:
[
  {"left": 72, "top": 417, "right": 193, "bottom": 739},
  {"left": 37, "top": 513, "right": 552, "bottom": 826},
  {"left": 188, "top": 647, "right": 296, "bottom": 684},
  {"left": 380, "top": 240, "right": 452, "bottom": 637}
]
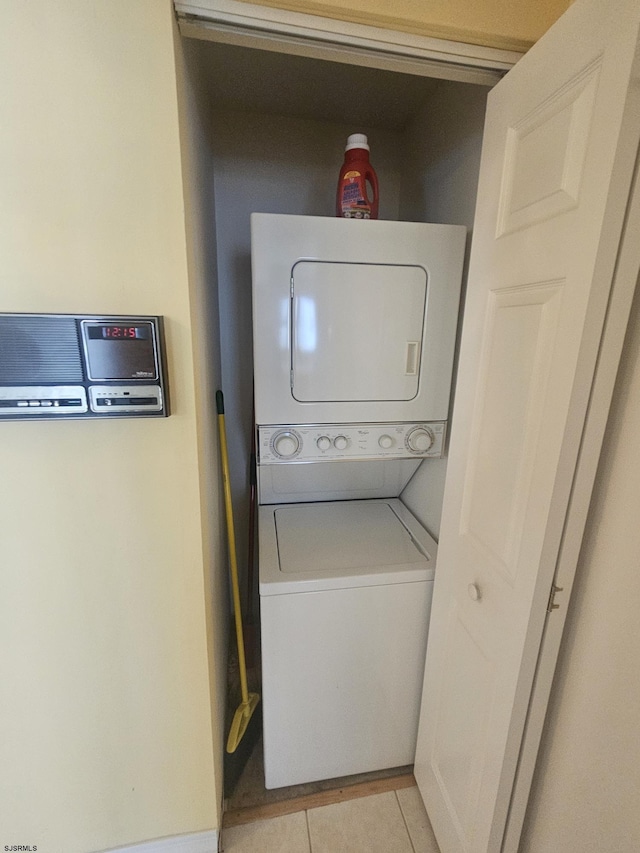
[{"left": 336, "top": 134, "right": 379, "bottom": 219}]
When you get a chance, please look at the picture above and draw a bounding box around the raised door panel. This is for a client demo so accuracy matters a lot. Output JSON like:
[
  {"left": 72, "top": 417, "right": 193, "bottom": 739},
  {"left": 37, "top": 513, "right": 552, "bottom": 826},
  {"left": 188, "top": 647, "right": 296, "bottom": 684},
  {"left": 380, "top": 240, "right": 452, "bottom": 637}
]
[{"left": 461, "top": 280, "right": 563, "bottom": 580}]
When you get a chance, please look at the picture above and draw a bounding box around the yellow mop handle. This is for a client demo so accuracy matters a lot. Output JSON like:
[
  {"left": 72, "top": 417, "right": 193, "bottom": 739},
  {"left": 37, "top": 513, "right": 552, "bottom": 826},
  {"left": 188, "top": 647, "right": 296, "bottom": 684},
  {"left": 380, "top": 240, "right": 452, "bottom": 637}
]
[{"left": 216, "top": 390, "right": 250, "bottom": 707}]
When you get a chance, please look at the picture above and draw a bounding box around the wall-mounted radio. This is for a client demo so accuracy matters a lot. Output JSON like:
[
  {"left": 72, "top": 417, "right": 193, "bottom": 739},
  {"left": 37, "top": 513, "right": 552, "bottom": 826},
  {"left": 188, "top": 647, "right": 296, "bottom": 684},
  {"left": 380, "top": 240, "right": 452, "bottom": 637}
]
[{"left": 0, "top": 313, "right": 169, "bottom": 420}]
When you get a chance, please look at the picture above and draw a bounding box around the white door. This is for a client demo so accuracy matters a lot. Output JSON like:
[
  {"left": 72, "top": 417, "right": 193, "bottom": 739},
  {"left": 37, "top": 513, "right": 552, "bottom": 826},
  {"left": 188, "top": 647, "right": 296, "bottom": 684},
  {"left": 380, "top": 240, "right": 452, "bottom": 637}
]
[
  {"left": 414, "top": 1, "right": 640, "bottom": 851},
  {"left": 291, "top": 261, "right": 427, "bottom": 402}
]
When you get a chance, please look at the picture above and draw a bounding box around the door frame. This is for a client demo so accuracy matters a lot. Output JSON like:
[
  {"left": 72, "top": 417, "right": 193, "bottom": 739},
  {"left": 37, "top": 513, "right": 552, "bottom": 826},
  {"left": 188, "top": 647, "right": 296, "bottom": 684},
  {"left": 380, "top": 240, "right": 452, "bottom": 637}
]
[
  {"left": 174, "top": 0, "right": 522, "bottom": 86},
  {"left": 174, "top": 3, "right": 640, "bottom": 849}
]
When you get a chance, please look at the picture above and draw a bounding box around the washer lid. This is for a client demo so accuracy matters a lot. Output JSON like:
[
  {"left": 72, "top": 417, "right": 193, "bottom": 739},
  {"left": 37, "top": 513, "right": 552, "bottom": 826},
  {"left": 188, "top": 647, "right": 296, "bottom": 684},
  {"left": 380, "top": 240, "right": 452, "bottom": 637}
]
[
  {"left": 277, "top": 501, "right": 427, "bottom": 573},
  {"left": 259, "top": 499, "right": 436, "bottom": 594}
]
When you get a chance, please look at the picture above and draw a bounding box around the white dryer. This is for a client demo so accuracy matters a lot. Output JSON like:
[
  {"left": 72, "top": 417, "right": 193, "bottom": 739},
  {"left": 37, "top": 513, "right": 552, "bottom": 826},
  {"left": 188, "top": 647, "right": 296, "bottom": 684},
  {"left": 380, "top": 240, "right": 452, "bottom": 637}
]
[{"left": 251, "top": 214, "right": 465, "bottom": 429}]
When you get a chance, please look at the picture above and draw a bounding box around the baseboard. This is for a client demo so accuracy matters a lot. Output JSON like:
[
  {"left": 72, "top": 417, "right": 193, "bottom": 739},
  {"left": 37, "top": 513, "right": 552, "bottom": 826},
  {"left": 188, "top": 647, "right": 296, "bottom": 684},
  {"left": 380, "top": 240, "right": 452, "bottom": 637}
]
[{"left": 101, "top": 829, "right": 219, "bottom": 853}]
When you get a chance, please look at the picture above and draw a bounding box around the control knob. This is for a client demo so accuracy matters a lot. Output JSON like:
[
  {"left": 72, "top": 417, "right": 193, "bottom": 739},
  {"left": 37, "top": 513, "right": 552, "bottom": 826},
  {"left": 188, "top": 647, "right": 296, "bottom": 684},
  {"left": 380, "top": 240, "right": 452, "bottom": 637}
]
[
  {"left": 316, "top": 436, "right": 331, "bottom": 451},
  {"left": 333, "top": 435, "right": 349, "bottom": 450},
  {"left": 378, "top": 434, "right": 394, "bottom": 449},
  {"left": 406, "top": 426, "right": 435, "bottom": 454},
  {"left": 272, "top": 430, "right": 301, "bottom": 459}
]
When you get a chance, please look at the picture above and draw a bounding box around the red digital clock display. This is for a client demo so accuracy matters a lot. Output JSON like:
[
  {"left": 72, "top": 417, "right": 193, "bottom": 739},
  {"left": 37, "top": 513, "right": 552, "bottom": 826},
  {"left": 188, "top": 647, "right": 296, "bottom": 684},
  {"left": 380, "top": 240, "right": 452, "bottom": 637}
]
[
  {"left": 104, "top": 326, "right": 137, "bottom": 339},
  {"left": 86, "top": 325, "right": 149, "bottom": 341}
]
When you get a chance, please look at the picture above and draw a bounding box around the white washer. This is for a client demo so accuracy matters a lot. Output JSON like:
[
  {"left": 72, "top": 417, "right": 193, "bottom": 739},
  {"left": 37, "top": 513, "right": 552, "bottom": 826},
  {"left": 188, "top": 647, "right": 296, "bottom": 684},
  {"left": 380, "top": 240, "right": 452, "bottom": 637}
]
[{"left": 259, "top": 498, "right": 437, "bottom": 789}]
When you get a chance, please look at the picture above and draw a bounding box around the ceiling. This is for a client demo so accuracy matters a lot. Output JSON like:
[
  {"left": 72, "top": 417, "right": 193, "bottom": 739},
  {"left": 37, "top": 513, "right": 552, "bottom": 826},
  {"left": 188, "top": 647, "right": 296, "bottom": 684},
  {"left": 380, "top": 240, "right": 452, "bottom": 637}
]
[{"left": 185, "top": 39, "right": 442, "bottom": 130}]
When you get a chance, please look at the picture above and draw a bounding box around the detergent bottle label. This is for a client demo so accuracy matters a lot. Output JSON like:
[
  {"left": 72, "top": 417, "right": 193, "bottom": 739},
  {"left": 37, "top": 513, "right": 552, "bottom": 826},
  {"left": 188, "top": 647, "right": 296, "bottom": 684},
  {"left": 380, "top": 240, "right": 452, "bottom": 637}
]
[{"left": 338, "top": 171, "right": 372, "bottom": 218}]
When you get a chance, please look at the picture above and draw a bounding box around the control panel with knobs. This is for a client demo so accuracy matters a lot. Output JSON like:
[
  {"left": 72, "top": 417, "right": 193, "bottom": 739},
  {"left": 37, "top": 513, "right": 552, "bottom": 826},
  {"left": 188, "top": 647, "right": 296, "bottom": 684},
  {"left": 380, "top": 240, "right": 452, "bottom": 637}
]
[{"left": 259, "top": 422, "right": 445, "bottom": 463}]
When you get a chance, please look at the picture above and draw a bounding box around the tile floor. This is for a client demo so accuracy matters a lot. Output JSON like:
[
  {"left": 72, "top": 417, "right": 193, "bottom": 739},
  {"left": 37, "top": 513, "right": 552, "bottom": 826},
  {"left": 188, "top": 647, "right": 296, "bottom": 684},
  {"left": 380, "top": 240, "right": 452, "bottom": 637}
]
[{"left": 221, "top": 786, "right": 440, "bottom": 852}]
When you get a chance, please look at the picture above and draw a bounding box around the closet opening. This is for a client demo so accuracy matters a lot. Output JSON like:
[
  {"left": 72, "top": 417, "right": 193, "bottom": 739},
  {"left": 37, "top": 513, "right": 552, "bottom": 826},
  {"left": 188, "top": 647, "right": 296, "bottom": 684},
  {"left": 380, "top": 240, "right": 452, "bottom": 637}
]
[{"left": 178, "top": 30, "right": 492, "bottom": 815}]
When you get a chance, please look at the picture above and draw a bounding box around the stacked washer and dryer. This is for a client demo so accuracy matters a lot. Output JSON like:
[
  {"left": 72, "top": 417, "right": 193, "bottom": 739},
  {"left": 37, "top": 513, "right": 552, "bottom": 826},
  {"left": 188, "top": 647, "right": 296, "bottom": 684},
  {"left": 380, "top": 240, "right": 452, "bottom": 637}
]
[{"left": 251, "top": 214, "right": 465, "bottom": 789}]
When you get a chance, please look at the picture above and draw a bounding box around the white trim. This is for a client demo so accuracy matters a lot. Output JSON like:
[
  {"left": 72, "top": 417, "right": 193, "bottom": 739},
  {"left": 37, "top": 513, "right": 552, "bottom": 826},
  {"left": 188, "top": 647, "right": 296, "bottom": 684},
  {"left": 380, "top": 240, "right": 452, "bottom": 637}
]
[
  {"left": 98, "top": 830, "right": 219, "bottom": 853},
  {"left": 175, "top": 0, "right": 522, "bottom": 85}
]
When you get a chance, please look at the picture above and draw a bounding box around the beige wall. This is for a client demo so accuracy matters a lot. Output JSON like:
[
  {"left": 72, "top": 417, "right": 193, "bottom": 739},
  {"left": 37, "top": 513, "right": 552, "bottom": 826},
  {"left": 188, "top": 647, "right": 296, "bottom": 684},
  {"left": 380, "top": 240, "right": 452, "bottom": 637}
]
[
  {"left": 521, "top": 286, "right": 640, "bottom": 851},
  {"left": 234, "top": 0, "right": 573, "bottom": 51},
  {"left": 0, "top": 2, "right": 222, "bottom": 851}
]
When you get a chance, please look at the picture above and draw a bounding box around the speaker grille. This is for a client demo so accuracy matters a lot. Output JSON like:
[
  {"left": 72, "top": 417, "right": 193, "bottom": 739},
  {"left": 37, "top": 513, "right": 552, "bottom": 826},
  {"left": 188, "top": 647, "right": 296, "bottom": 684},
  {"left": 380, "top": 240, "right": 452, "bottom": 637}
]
[{"left": 0, "top": 316, "right": 83, "bottom": 383}]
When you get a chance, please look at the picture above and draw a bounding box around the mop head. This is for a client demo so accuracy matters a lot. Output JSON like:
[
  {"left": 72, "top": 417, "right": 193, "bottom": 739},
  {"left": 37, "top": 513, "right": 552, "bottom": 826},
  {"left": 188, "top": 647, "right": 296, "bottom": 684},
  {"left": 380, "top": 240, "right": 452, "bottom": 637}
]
[
  {"left": 224, "top": 695, "right": 262, "bottom": 799},
  {"left": 227, "top": 693, "right": 260, "bottom": 753}
]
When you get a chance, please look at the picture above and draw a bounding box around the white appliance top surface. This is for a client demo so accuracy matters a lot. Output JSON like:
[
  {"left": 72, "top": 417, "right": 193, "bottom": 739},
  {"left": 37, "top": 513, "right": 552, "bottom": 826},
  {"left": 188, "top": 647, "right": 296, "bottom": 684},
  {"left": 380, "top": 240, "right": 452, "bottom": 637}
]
[
  {"left": 259, "top": 498, "right": 437, "bottom": 594},
  {"left": 276, "top": 502, "right": 425, "bottom": 572}
]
